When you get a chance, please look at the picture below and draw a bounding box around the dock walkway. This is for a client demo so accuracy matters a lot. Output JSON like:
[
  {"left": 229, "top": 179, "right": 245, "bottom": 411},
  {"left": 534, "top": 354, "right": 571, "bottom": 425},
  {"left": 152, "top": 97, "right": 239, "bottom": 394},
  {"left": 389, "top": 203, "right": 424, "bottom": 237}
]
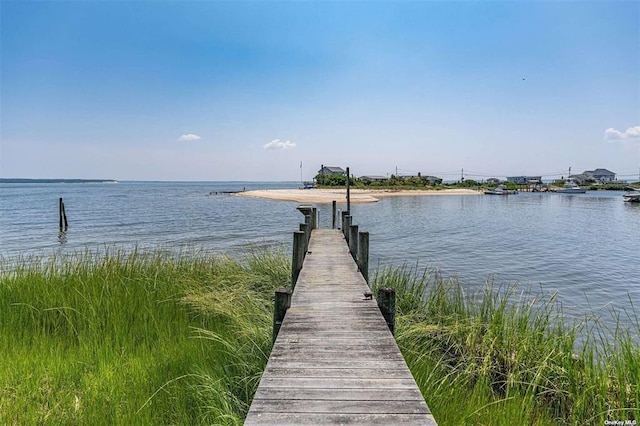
[{"left": 245, "top": 229, "right": 436, "bottom": 425}]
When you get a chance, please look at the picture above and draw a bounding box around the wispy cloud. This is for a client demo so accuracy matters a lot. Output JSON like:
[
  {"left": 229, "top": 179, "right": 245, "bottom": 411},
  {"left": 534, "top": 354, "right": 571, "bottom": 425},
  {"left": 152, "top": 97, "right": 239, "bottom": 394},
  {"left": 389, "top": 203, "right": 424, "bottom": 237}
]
[
  {"left": 178, "top": 133, "right": 202, "bottom": 142},
  {"left": 604, "top": 126, "right": 640, "bottom": 141},
  {"left": 264, "top": 139, "right": 296, "bottom": 150}
]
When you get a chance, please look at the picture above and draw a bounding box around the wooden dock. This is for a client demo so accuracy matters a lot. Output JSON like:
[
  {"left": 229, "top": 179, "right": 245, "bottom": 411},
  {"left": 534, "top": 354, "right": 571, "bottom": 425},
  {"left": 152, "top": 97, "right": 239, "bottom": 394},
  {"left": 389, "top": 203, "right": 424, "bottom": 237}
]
[{"left": 245, "top": 229, "right": 437, "bottom": 425}]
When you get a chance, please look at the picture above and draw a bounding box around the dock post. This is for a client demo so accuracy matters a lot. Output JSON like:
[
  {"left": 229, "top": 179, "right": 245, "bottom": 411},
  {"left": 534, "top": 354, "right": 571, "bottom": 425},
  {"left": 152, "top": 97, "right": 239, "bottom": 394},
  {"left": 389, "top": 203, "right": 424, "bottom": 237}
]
[
  {"left": 304, "top": 214, "right": 312, "bottom": 243},
  {"left": 340, "top": 211, "right": 349, "bottom": 231},
  {"left": 312, "top": 207, "right": 318, "bottom": 230},
  {"left": 59, "top": 198, "right": 68, "bottom": 231},
  {"left": 299, "top": 223, "right": 309, "bottom": 252},
  {"left": 273, "top": 287, "right": 292, "bottom": 344},
  {"left": 346, "top": 166, "right": 351, "bottom": 213},
  {"left": 59, "top": 198, "right": 64, "bottom": 230},
  {"left": 358, "top": 231, "right": 369, "bottom": 284},
  {"left": 343, "top": 216, "right": 352, "bottom": 242},
  {"left": 377, "top": 288, "right": 396, "bottom": 336},
  {"left": 349, "top": 224, "right": 359, "bottom": 260},
  {"left": 332, "top": 201, "right": 337, "bottom": 229},
  {"left": 292, "top": 231, "right": 306, "bottom": 288}
]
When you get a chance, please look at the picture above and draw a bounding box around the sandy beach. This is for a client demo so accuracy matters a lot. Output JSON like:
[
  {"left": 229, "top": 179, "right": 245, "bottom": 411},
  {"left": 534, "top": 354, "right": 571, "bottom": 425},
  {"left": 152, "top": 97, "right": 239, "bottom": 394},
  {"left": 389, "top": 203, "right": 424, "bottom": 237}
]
[{"left": 236, "top": 188, "right": 482, "bottom": 203}]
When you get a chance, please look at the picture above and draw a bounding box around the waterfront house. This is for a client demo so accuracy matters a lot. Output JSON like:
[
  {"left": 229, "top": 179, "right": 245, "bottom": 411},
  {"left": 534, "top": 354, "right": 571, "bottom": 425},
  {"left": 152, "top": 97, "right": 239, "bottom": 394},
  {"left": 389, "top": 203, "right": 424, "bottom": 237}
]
[
  {"left": 584, "top": 168, "right": 616, "bottom": 183},
  {"left": 318, "top": 165, "right": 346, "bottom": 175},
  {"left": 360, "top": 175, "right": 389, "bottom": 184},
  {"left": 506, "top": 176, "right": 542, "bottom": 185},
  {"left": 487, "top": 178, "right": 501, "bottom": 184}
]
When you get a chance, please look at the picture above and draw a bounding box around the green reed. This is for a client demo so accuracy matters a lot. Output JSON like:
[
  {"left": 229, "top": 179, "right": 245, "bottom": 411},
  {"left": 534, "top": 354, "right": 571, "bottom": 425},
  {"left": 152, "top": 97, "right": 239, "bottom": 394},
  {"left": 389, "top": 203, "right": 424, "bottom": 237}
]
[
  {"left": 0, "top": 247, "right": 289, "bottom": 425},
  {"left": 373, "top": 263, "right": 639, "bottom": 425}
]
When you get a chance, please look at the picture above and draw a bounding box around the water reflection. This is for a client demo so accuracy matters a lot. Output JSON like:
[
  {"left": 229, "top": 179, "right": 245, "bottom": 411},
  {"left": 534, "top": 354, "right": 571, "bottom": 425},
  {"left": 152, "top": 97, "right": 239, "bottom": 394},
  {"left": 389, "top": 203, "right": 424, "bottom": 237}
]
[{"left": 58, "top": 230, "right": 68, "bottom": 245}]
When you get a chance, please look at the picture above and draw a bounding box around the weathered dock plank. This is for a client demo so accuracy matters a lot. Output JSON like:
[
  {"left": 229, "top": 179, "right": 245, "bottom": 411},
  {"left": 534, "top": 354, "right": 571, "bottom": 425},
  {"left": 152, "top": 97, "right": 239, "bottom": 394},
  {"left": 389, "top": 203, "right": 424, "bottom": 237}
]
[{"left": 245, "top": 229, "right": 436, "bottom": 425}]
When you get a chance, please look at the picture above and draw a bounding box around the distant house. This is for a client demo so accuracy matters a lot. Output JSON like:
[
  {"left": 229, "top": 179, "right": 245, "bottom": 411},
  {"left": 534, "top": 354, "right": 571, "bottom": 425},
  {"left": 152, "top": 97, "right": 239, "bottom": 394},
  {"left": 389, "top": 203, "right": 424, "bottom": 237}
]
[
  {"left": 318, "top": 165, "right": 345, "bottom": 175},
  {"left": 571, "top": 173, "right": 593, "bottom": 185},
  {"left": 397, "top": 173, "right": 442, "bottom": 186},
  {"left": 360, "top": 175, "right": 388, "bottom": 183},
  {"left": 487, "top": 178, "right": 501, "bottom": 184},
  {"left": 584, "top": 168, "right": 616, "bottom": 183},
  {"left": 421, "top": 175, "right": 443, "bottom": 186},
  {"left": 506, "top": 176, "right": 542, "bottom": 184}
]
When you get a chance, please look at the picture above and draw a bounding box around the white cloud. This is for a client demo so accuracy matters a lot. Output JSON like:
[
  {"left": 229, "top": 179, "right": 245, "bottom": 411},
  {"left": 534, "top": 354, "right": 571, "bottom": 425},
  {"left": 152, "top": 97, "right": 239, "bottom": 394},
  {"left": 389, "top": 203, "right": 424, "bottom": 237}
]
[
  {"left": 264, "top": 139, "right": 296, "bottom": 150},
  {"left": 178, "top": 133, "right": 202, "bottom": 142},
  {"left": 604, "top": 126, "right": 640, "bottom": 141}
]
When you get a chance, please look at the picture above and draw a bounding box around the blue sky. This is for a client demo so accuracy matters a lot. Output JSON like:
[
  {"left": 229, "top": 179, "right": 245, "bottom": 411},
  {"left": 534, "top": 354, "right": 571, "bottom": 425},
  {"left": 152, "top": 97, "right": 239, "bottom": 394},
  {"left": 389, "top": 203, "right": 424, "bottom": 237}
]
[{"left": 1, "top": 1, "right": 639, "bottom": 181}]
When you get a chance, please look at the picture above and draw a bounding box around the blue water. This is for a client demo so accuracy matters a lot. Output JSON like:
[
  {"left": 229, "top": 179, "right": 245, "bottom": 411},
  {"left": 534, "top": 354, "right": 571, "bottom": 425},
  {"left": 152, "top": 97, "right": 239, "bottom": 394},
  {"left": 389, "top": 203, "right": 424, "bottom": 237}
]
[{"left": 1, "top": 182, "right": 638, "bottom": 331}]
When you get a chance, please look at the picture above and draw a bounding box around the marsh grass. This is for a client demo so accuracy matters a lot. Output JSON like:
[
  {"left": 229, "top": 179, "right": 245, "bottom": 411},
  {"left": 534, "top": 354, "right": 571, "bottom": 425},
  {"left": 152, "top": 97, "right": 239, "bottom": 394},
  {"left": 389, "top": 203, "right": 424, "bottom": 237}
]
[
  {"left": 3, "top": 247, "right": 637, "bottom": 425},
  {"left": 373, "top": 263, "right": 639, "bottom": 425},
  {"left": 0, "top": 247, "right": 289, "bottom": 425}
]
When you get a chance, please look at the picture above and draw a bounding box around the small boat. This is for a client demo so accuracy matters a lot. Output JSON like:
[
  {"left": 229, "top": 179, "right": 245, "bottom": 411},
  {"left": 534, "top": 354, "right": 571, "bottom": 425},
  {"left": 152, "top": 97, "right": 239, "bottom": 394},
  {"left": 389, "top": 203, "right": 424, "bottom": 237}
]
[
  {"left": 555, "top": 179, "right": 587, "bottom": 194},
  {"left": 484, "top": 184, "right": 517, "bottom": 195},
  {"left": 623, "top": 186, "right": 640, "bottom": 202}
]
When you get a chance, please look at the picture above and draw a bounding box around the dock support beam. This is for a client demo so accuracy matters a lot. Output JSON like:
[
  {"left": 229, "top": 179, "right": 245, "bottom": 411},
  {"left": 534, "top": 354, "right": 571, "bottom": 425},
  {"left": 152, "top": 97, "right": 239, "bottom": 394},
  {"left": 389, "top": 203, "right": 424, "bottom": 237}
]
[{"left": 377, "top": 287, "right": 396, "bottom": 336}]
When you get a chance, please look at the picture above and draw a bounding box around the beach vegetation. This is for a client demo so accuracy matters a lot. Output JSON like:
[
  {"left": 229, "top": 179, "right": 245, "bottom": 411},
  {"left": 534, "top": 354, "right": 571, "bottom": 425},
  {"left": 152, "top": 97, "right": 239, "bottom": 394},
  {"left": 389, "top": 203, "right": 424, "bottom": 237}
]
[
  {"left": 372, "top": 264, "right": 639, "bottom": 425},
  {"left": 2, "top": 249, "right": 637, "bottom": 424},
  {"left": 0, "top": 248, "right": 289, "bottom": 425}
]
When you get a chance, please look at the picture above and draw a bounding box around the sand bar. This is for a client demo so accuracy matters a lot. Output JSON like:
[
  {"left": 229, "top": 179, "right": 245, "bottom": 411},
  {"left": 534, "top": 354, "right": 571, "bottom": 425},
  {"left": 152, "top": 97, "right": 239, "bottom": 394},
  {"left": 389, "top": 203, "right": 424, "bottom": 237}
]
[{"left": 236, "top": 188, "right": 482, "bottom": 203}]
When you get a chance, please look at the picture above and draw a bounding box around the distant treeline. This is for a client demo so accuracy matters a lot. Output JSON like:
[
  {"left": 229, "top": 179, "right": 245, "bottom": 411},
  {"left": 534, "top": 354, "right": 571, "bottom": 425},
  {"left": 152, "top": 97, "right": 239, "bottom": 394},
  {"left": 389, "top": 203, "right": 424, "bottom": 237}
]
[{"left": 0, "top": 178, "right": 117, "bottom": 184}]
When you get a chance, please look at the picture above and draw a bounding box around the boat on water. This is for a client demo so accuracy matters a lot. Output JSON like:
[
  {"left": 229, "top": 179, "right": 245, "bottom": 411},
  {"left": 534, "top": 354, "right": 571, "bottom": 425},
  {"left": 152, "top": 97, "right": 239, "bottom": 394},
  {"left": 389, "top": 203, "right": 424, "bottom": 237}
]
[
  {"left": 623, "top": 186, "right": 640, "bottom": 202},
  {"left": 484, "top": 184, "right": 517, "bottom": 195},
  {"left": 554, "top": 167, "right": 587, "bottom": 194},
  {"left": 555, "top": 179, "right": 587, "bottom": 194}
]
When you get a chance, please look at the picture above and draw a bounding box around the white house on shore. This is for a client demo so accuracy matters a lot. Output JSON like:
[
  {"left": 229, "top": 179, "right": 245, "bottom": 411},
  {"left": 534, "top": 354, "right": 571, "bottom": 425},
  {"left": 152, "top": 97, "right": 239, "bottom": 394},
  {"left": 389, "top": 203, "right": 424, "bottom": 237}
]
[{"left": 585, "top": 168, "right": 616, "bottom": 183}]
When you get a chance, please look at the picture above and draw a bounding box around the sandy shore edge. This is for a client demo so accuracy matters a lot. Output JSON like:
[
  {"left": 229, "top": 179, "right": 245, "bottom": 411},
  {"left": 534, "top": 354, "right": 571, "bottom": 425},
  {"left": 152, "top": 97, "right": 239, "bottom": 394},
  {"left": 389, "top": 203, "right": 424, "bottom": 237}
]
[{"left": 236, "top": 188, "right": 482, "bottom": 203}]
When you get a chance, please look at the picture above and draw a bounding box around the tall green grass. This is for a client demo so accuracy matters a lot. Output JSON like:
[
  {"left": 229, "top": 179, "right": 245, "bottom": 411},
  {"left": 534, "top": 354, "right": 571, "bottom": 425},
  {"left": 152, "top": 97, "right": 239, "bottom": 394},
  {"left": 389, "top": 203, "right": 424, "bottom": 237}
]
[
  {"left": 373, "top": 263, "right": 640, "bottom": 425},
  {"left": 3, "top": 249, "right": 638, "bottom": 424},
  {"left": 0, "top": 247, "right": 289, "bottom": 425}
]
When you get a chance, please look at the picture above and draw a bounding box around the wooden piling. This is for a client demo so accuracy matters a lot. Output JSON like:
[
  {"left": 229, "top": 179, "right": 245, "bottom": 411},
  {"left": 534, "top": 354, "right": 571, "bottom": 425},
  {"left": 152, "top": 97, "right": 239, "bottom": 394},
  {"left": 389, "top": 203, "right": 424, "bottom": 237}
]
[
  {"left": 358, "top": 231, "right": 369, "bottom": 284},
  {"left": 272, "top": 287, "right": 292, "bottom": 344},
  {"left": 299, "top": 223, "right": 309, "bottom": 251},
  {"left": 346, "top": 166, "right": 351, "bottom": 213},
  {"left": 340, "top": 211, "right": 349, "bottom": 232},
  {"left": 59, "top": 198, "right": 68, "bottom": 231},
  {"left": 332, "top": 201, "right": 337, "bottom": 229},
  {"left": 343, "top": 215, "right": 351, "bottom": 242},
  {"left": 312, "top": 207, "right": 318, "bottom": 230},
  {"left": 349, "top": 224, "right": 359, "bottom": 260},
  {"left": 292, "top": 231, "right": 306, "bottom": 287},
  {"left": 377, "top": 287, "right": 396, "bottom": 336}
]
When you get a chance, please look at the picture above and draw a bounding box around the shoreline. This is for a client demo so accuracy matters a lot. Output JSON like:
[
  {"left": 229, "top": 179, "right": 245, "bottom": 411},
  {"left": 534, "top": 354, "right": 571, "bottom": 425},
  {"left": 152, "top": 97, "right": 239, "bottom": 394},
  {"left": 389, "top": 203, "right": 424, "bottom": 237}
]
[{"left": 236, "top": 188, "right": 482, "bottom": 203}]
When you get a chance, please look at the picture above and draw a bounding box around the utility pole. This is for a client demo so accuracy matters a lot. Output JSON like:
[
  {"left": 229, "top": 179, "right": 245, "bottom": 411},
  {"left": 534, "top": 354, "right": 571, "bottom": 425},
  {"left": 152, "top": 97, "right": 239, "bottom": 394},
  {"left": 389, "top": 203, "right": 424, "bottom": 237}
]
[{"left": 461, "top": 168, "right": 464, "bottom": 182}]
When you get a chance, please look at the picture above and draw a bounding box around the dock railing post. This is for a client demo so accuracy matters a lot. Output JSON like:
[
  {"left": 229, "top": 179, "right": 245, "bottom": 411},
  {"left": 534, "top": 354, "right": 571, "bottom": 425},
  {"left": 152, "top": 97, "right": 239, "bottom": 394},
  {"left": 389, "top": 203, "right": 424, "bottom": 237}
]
[
  {"left": 358, "top": 231, "right": 369, "bottom": 284},
  {"left": 292, "top": 231, "right": 306, "bottom": 288},
  {"left": 349, "top": 224, "right": 359, "bottom": 260},
  {"left": 343, "top": 216, "right": 351, "bottom": 242},
  {"left": 273, "top": 287, "right": 292, "bottom": 345},
  {"left": 377, "top": 287, "right": 396, "bottom": 336},
  {"left": 332, "top": 201, "right": 337, "bottom": 229},
  {"left": 346, "top": 166, "right": 351, "bottom": 213},
  {"left": 299, "top": 223, "right": 309, "bottom": 252},
  {"left": 312, "top": 207, "right": 318, "bottom": 230},
  {"left": 341, "top": 211, "right": 349, "bottom": 232}
]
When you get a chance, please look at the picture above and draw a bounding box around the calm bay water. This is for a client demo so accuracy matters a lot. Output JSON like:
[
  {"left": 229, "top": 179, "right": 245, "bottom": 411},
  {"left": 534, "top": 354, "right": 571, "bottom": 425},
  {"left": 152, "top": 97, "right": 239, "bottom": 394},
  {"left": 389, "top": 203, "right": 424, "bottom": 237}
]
[{"left": 1, "top": 181, "right": 638, "bottom": 330}]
